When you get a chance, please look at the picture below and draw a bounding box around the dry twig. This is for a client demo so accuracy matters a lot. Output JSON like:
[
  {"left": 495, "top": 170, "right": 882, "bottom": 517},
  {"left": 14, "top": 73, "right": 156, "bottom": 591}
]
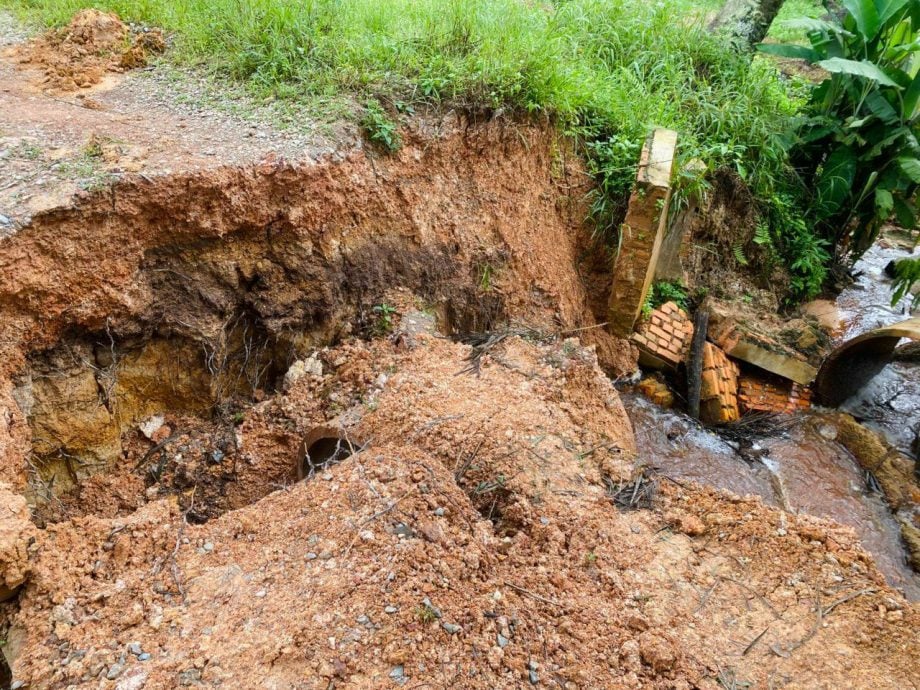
[{"left": 504, "top": 581, "right": 564, "bottom": 608}]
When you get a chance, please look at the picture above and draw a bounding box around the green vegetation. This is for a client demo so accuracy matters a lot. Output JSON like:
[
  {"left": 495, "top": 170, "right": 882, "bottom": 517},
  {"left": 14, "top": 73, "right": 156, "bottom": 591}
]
[
  {"left": 478, "top": 263, "right": 494, "bottom": 292},
  {"left": 756, "top": 192, "right": 830, "bottom": 300},
  {"left": 768, "top": 0, "right": 827, "bottom": 43},
  {"left": 643, "top": 280, "right": 690, "bottom": 315},
  {"left": 891, "top": 257, "right": 920, "bottom": 308},
  {"left": 372, "top": 303, "right": 397, "bottom": 335},
  {"left": 761, "top": 0, "right": 920, "bottom": 261},
  {"left": 15, "top": 141, "right": 43, "bottom": 160},
  {"left": 360, "top": 98, "right": 401, "bottom": 151},
  {"left": 415, "top": 604, "right": 438, "bottom": 624}
]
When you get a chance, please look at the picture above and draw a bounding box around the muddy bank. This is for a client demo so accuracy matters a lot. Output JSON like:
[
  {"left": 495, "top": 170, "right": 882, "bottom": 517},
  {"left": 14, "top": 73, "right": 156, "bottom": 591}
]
[
  {"left": 2, "top": 326, "right": 918, "bottom": 689},
  {"left": 623, "top": 393, "right": 920, "bottom": 600},
  {"left": 0, "top": 115, "right": 636, "bottom": 491}
]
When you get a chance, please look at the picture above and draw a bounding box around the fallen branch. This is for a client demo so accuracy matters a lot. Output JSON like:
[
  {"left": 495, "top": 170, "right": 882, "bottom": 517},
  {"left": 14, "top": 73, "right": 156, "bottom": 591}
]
[
  {"left": 720, "top": 576, "right": 781, "bottom": 619},
  {"left": 694, "top": 579, "right": 721, "bottom": 615},
  {"left": 742, "top": 627, "right": 769, "bottom": 656},
  {"left": 822, "top": 588, "right": 875, "bottom": 616},
  {"left": 559, "top": 322, "right": 609, "bottom": 334},
  {"left": 455, "top": 325, "right": 549, "bottom": 376},
  {"left": 771, "top": 587, "right": 877, "bottom": 658},
  {"left": 504, "top": 581, "right": 564, "bottom": 608},
  {"left": 135, "top": 432, "right": 180, "bottom": 470}
]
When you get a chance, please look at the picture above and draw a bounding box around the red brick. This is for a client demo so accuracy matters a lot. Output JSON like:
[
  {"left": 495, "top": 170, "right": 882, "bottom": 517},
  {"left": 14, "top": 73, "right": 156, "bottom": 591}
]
[{"left": 649, "top": 325, "right": 669, "bottom": 340}]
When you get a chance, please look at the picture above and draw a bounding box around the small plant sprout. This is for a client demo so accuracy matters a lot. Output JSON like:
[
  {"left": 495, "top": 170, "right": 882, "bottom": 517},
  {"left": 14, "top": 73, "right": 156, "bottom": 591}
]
[
  {"left": 373, "top": 303, "right": 397, "bottom": 335},
  {"left": 479, "top": 263, "right": 494, "bottom": 292},
  {"left": 415, "top": 605, "right": 437, "bottom": 623},
  {"left": 642, "top": 280, "right": 690, "bottom": 317},
  {"left": 361, "top": 99, "right": 401, "bottom": 152}
]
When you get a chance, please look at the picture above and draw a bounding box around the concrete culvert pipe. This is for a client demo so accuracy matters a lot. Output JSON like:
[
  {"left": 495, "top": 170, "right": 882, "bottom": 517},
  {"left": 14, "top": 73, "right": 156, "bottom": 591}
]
[{"left": 297, "top": 426, "right": 363, "bottom": 480}]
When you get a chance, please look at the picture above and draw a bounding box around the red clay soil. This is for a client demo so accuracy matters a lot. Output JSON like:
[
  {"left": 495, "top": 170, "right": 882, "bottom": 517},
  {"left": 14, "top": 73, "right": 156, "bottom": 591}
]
[
  {"left": 2, "top": 328, "right": 918, "bottom": 689},
  {"left": 1, "top": 18, "right": 918, "bottom": 689},
  {"left": 0, "top": 114, "right": 635, "bottom": 490},
  {"left": 11, "top": 9, "right": 164, "bottom": 92}
]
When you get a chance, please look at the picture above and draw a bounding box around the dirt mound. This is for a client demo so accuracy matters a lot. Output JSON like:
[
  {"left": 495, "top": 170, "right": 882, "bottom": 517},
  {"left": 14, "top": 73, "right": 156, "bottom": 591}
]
[
  {"left": 14, "top": 9, "right": 164, "bottom": 91},
  {"left": 2, "top": 328, "right": 917, "bottom": 688}
]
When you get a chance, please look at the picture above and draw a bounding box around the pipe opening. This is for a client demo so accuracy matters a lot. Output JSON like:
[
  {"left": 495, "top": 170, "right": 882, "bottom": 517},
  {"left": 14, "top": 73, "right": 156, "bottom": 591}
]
[{"left": 297, "top": 427, "right": 362, "bottom": 479}]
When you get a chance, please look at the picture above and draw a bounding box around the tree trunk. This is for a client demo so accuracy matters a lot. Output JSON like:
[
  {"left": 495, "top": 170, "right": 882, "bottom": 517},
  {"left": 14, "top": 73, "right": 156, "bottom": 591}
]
[{"left": 710, "top": 0, "right": 787, "bottom": 48}]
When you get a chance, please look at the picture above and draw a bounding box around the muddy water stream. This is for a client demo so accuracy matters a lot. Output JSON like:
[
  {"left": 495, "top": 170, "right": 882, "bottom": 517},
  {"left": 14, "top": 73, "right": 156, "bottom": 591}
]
[
  {"left": 623, "top": 241, "right": 920, "bottom": 601},
  {"left": 836, "top": 243, "right": 920, "bottom": 456},
  {"left": 625, "top": 395, "right": 920, "bottom": 599}
]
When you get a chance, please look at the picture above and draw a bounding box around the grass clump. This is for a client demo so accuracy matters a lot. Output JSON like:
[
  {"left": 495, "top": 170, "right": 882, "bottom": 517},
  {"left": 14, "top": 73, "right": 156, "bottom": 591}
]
[
  {"left": 767, "top": 0, "right": 825, "bottom": 44},
  {"left": 6, "top": 0, "right": 814, "bottom": 296},
  {"left": 360, "top": 99, "right": 401, "bottom": 151}
]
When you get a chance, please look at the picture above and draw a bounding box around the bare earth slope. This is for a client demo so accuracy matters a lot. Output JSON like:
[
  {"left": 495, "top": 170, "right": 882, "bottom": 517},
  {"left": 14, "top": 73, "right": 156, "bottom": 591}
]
[
  {"left": 5, "top": 332, "right": 919, "bottom": 689},
  {"left": 1, "top": 13, "right": 918, "bottom": 690}
]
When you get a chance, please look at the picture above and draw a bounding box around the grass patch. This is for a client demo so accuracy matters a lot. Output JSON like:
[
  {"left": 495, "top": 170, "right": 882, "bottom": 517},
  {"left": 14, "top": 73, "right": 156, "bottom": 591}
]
[
  {"left": 360, "top": 98, "right": 401, "bottom": 151},
  {"left": 768, "top": 0, "right": 825, "bottom": 44},
  {"left": 4, "top": 0, "right": 815, "bottom": 294}
]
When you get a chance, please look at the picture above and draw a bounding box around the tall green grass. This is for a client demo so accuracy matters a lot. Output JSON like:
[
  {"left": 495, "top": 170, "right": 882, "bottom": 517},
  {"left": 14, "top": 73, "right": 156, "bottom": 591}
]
[
  {"left": 768, "top": 0, "right": 826, "bottom": 44},
  {"left": 5, "top": 0, "right": 811, "bottom": 289}
]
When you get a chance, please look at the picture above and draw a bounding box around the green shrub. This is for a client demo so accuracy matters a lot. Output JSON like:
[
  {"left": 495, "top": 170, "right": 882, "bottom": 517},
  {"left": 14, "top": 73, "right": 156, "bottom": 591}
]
[
  {"left": 760, "top": 0, "right": 920, "bottom": 261},
  {"left": 643, "top": 280, "right": 690, "bottom": 316},
  {"left": 762, "top": 192, "right": 830, "bottom": 301},
  {"left": 372, "top": 303, "right": 397, "bottom": 335},
  {"left": 891, "top": 257, "right": 920, "bottom": 308},
  {"left": 360, "top": 99, "right": 401, "bottom": 151}
]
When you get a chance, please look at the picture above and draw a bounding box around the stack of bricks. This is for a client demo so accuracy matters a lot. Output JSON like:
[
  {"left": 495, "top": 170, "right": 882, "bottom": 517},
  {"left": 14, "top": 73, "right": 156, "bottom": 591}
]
[
  {"left": 699, "top": 342, "right": 740, "bottom": 424},
  {"left": 738, "top": 373, "right": 812, "bottom": 415},
  {"left": 630, "top": 301, "right": 694, "bottom": 370},
  {"left": 636, "top": 374, "right": 675, "bottom": 408}
]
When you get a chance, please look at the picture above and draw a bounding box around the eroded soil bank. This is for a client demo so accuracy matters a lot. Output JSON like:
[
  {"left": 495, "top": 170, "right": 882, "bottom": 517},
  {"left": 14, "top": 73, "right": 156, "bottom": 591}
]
[
  {"left": 0, "top": 115, "right": 633, "bottom": 494},
  {"left": 3, "top": 322, "right": 920, "bottom": 689},
  {"left": 0, "top": 54, "right": 917, "bottom": 689}
]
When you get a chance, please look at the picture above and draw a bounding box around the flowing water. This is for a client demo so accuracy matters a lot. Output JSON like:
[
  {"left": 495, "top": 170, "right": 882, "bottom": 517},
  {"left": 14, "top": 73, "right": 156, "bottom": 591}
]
[
  {"left": 836, "top": 242, "right": 920, "bottom": 456},
  {"left": 835, "top": 242, "right": 919, "bottom": 341},
  {"left": 624, "top": 394, "right": 920, "bottom": 600},
  {"left": 623, "top": 240, "right": 920, "bottom": 601}
]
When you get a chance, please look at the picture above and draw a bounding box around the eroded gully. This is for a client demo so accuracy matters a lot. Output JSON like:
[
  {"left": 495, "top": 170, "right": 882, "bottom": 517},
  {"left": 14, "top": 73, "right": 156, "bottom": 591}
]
[{"left": 623, "top": 241, "right": 920, "bottom": 601}]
